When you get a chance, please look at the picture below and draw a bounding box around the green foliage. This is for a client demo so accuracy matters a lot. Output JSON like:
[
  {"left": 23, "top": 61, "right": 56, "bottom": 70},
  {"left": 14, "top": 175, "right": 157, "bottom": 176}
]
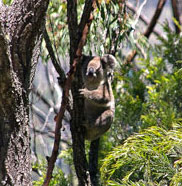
[
  {"left": 141, "top": 69, "right": 180, "bottom": 129},
  {"left": 101, "top": 125, "right": 182, "bottom": 185},
  {"left": 32, "top": 158, "right": 69, "bottom": 186},
  {"left": 41, "top": 0, "right": 69, "bottom": 62},
  {"left": 84, "top": 0, "right": 131, "bottom": 56},
  {"left": 111, "top": 23, "right": 182, "bottom": 142},
  {"left": 156, "top": 22, "right": 182, "bottom": 69},
  {"left": 101, "top": 22, "right": 182, "bottom": 185},
  {"left": 2, "top": 0, "right": 13, "bottom": 5}
]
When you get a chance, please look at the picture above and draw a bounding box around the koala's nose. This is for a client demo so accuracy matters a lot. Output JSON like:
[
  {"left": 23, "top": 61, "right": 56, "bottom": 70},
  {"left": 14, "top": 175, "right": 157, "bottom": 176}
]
[{"left": 86, "top": 67, "right": 96, "bottom": 77}]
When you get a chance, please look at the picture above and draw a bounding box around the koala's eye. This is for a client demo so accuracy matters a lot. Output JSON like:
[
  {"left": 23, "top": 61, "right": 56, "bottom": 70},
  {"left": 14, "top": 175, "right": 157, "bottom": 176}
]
[
  {"left": 107, "top": 72, "right": 113, "bottom": 81},
  {"left": 107, "top": 72, "right": 112, "bottom": 77}
]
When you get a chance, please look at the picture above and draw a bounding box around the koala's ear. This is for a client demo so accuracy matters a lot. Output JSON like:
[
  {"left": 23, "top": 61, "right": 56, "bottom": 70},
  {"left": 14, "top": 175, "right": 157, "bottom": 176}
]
[{"left": 101, "top": 54, "right": 116, "bottom": 69}]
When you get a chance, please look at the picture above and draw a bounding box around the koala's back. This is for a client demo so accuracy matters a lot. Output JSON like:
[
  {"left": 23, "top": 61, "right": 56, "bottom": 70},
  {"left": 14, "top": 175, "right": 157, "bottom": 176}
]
[{"left": 84, "top": 83, "right": 115, "bottom": 140}]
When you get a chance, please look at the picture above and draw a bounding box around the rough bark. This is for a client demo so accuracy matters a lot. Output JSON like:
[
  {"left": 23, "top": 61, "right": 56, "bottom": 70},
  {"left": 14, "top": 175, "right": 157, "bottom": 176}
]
[
  {"left": 0, "top": 0, "right": 49, "bottom": 185},
  {"left": 71, "top": 62, "right": 90, "bottom": 186}
]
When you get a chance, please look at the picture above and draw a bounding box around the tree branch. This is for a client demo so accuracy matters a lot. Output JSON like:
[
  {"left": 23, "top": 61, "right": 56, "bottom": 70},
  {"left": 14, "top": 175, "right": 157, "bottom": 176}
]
[
  {"left": 43, "top": 1, "right": 96, "bottom": 185},
  {"left": 171, "top": 0, "right": 181, "bottom": 33},
  {"left": 67, "top": 0, "right": 78, "bottom": 63},
  {"left": 43, "top": 27, "right": 66, "bottom": 85},
  {"left": 144, "top": 0, "right": 166, "bottom": 38},
  {"left": 67, "top": 0, "right": 95, "bottom": 60},
  {"left": 125, "top": 0, "right": 167, "bottom": 64},
  {"left": 42, "top": 66, "right": 73, "bottom": 186},
  {"left": 126, "top": 2, "right": 163, "bottom": 38}
]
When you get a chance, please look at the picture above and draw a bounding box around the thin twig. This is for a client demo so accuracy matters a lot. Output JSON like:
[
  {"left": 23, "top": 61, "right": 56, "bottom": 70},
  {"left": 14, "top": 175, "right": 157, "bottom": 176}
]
[
  {"left": 132, "top": 0, "right": 148, "bottom": 30},
  {"left": 32, "top": 105, "right": 47, "bottom": 121},
  {"left": 40, "top": 108, "right": 53, "bottom": 131},
  {"left": 42, "top": 58, "right": 78, "bottom": 186},
  {"left": 125, "top": 0, "right": 167, "bottom": 64},
  {"left": 0, "top": 0, "right": 4, "bottom": 6},
  {"left": 124, "top": 0, "right": 148, "bottom": 64},
  {"left": 43, "top": 27, "right": 66, "bottom": 84}
]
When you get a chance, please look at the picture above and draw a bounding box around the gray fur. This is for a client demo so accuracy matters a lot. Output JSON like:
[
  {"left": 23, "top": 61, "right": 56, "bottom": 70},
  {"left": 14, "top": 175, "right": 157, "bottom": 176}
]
[{"left": 80, "top": 54, "right": 116, "bottom": 141}]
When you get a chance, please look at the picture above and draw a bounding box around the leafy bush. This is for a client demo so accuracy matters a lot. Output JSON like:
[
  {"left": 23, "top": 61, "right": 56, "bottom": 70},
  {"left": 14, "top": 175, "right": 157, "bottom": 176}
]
[
  {"left": 101, "top": 124, "right": 182, "bottom": 185},
  {"left": 156, "top": 22, "right": 182, "bottom": 69},
  {"left": 102, "top": 23, "right": 182, "bottom": 185},
  {"left": 111, "top": 23, "right": 182, "bottom": 142}
]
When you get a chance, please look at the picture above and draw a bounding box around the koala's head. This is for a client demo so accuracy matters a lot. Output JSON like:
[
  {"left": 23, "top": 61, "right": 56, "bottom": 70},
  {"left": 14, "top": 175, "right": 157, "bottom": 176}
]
[{"left": 82, "top": 54, "right": 116, "bottom": 90}]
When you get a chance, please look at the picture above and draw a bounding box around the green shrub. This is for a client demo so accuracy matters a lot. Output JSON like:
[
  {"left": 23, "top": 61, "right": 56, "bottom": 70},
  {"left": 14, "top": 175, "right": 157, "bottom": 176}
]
[
  {"left": 111, "top": 23, "right": 182, "bottom": 142},
  {"left": 101, "top": 124, "right": 182, "bottom": 185}
]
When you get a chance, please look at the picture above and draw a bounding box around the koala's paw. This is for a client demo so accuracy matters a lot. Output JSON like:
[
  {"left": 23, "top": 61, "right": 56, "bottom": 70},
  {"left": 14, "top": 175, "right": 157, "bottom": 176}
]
[
  {"left": 79, "top": 88, "right": 91, "bottom": 99},
  {"left": 79, "top": 88, "right": 87, "bottom": 95}
]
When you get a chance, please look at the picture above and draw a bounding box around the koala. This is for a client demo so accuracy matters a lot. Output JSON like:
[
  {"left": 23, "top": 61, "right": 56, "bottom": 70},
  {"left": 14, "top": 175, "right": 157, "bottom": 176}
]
[{"left": 79, "top": 54, "right": 116, "bottom": 141}]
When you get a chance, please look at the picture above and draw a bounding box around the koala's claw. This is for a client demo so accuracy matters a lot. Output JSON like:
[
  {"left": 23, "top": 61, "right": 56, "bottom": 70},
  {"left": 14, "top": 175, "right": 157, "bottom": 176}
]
[{"left": 79, "top": 88, "right": 85, "bottom": 95}]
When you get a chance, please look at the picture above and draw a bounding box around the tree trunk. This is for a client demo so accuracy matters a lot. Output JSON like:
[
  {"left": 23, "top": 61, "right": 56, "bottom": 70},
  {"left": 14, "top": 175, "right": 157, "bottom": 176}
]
[
  {"left": 71, "top": 62, "right": 90, "bottom": 186},
  {"left": 0, "top": 0, "right": 49, "bottom": 185},
  {"left": 67, "top": 0, "right": 96, "bottom": 185}
]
